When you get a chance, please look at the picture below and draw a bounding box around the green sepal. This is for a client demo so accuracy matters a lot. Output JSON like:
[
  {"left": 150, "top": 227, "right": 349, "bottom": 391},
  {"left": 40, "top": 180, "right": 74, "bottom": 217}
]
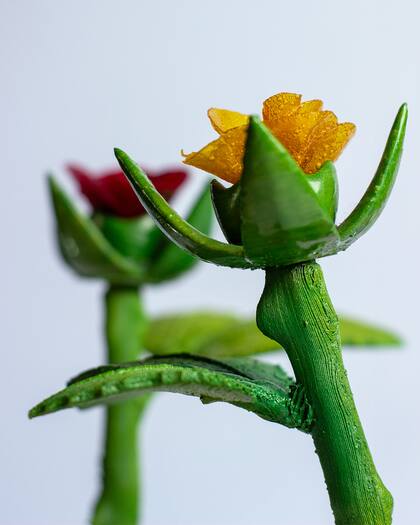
[
  {"left": 146, "top": 185, "right": 214, "bottom": 282},
  {"left": 240, "top": 116, "right": 340, "bottom": 266},
  {"left": 28, "top": 355, "right": 313, "bottom": 431},
  {"left": 144, "top": 311, "right": 402, "bottom": 358},
  {"left": 307, "top": 161, "right": 339, "bottom": 221},
  {"left": 210, "top": 180, "right": 242, "bottom": 244},
  {"left": 337, "top": 103, "right": 408, "bottom": 250},
  {"left": 114, "top": 148, "right": 252, "bottom": 269},
  {"left": 93, "top": 213, "right": 162, "bottom": 262},
  {"left": 48, "top": 176, "right": 144, "bottom": 285}
]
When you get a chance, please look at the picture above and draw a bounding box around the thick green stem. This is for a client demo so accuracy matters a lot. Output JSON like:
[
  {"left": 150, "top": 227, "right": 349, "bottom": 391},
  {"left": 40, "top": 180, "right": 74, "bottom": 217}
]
[
  {"left": 92, "top": 286, "right": 150, "bottom": 525},
  {"left": 256, "top": 262, "right": 392, "bottom": 525}
]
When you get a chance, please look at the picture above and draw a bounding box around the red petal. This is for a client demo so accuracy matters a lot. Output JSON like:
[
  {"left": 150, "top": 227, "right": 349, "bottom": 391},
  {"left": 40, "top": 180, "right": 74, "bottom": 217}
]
[
  {"left": 66, "top": 165, "right": 105, "bottom": 211},
  {"left": 149, "top": 169, "right": 188, "bottom": 200},
  {"left": 67, "top": 164, "right": 188, "bottom": 218}
]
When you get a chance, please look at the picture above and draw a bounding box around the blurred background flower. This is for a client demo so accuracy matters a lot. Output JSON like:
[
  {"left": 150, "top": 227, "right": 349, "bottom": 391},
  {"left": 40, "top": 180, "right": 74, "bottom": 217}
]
[{"left": 68, "top": 164, "right": 188, "bottom": 217}]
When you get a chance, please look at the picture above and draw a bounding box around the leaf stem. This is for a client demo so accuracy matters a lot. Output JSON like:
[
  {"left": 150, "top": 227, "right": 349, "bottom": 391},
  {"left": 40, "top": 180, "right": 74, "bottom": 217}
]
[
  {"left": 92, "top": 285, "right": 150, "bottom": 525},
  {"left": 256, "top": 262, "right": 392, "bottom": 524}
]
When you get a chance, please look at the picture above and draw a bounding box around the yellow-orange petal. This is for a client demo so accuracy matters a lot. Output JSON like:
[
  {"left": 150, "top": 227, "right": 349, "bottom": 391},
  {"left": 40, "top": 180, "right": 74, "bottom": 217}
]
[
  {"left": 208, "top": 108, "right": 249, "bottom": 134},
  {"left": 267, "top": 110, "right": 328, "bottom": 166},
  {"left": 262, "top": 93, "right": 302, "bottom": 124},
  {"left": 297, "top": 100, "right": 323, "bottom": 113},
  {"left": 292, "top": 110, "right": 339, "bottom": 164},
  {"left": 302, "top": 122, "right": 356, "bottom": 173},
  {"left": 183, "top": 126, "right": 247, "bottom": 184}
]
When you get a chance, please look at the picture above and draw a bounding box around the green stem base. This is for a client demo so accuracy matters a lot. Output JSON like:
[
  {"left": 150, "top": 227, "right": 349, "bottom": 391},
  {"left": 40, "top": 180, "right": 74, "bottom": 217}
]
[{"left": 257, "top": 262, "right": 392, "bottom": 525}]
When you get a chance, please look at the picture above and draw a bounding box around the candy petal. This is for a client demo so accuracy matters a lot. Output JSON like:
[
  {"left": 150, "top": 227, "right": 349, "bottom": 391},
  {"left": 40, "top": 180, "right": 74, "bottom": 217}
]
[
  {"left": 261, "top": 94, "right": 356, "bottom": 174},
  {"left": 67, "top": 165, "right": 105, "bottom": 211},
  {"left": 150, "top": 169, "right": 188, "bottom": 198},
  {"left": 183, "top": 126, "right": 247, "bottom": 184},
  {"left": 302, "top": 121, "right": 356, "bottom": 174},
  {"left": 208, "top": 108, "right": 249, "bottom": 134},
  {"left": 262, "top": 92, "right": 302, "bottom": 123},
  {"left": 67, "top": 165, "right": 188, "bottom": 218}
]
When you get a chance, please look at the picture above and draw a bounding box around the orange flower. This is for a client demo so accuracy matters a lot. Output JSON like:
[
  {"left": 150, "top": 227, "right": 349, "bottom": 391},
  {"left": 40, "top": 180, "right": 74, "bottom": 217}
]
[{"left": 183, "top": 93, "right": 355, "bottom": 184}]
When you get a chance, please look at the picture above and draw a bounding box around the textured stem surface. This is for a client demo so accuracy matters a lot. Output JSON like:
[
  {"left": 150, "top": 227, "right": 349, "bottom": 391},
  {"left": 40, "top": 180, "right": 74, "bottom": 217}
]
[
  {"left": 256, "top": 262, "right": 392, "bottom": 525},
  {"left": 92, "top": 286, "right": 149, "bottom": 525}
]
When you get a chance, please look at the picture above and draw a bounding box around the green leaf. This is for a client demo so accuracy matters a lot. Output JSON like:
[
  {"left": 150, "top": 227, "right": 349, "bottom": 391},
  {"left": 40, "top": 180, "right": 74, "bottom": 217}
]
[
  {"left": 114, "top": 148, "right": 252, "bottom": 269},
  {"left": 146, "top": 185, "right": 214, "bottom": 282},
  {"left": 240, "top": 116, "right": 340, "bottom": 267},
  {"left": 28, "top": 355, "right": 313, "bottom": 431},
  {"left": 144, "top": 312, "right": 279, "bottom": 357},
  {"left": 339, "top": 317, "right": 402, "bottom": 346},
  {"left": 144, "top": 311, "right": 402, "bottom": 358},
  {"left": 337, "top": 103, "right": 408, "bottom": 250},
  {"left": 48, "top": 177, "right": 144, "bottom": 285}
]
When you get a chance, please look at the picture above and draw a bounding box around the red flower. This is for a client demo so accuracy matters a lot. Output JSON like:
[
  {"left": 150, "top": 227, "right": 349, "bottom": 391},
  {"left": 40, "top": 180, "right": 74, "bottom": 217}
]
[{"left": 67, "top": 164, "right": 188, "bottom": 218}]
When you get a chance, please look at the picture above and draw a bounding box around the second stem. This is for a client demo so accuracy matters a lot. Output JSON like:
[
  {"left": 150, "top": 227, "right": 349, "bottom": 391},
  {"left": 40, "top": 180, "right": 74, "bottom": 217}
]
[{"left": 92, "top": 285, "right": 150, "bottom": 525}]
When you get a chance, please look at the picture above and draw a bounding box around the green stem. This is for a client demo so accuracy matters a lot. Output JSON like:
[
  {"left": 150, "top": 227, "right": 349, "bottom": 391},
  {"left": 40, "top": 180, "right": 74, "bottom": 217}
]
[
  {"left": 256, "top": 262, "right": 392, "bottom": 525},
  {"left": 92, "top": 285, "right": 150, "bottom": 525}
]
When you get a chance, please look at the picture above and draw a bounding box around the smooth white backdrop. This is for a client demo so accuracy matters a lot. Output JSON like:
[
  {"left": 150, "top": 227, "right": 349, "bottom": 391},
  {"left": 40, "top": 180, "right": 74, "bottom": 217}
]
[{"left": 1, "top": 1, "right": 419, "bottom": 524}]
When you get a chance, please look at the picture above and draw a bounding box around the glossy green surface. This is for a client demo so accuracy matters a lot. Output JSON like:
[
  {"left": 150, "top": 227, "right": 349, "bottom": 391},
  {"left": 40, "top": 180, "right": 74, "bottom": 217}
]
[
  {"left": 114, "top": 148, "right": 251, "bottom": 269},
  {"left": 257, "top": 263, "right": 392, "bottom": 524},
  {"left": 147, "top": 185, "right": 213, "bottom": 282},
  {"left": 306, "top": 161, "right": 339, "bottom": 221},
  {"left": 240, "top": 117, "right": 340, "bottom": 267},
  {"left": 48, "top": 177, "right": 144, "bottom": 285},
  {"left": 211, "top": 157, "right": 338, "bottom": 244},
  {"left": 29, "top": 355, "right": 313, "bottom": 431},
  {"left": 92, "top": 287, "right": 149, "bottom": 525},
  {"left": 94, "top": 214, "right": 162, "bottom": 262},
  {"left": 143, "top": 311, "right": 401, "bottom": 358},
  {"left": 337, "top": 104, "right": 408, "bottom": 250},
  {"left": 210, "top": 180, "right": 242, "bottom": 243}
]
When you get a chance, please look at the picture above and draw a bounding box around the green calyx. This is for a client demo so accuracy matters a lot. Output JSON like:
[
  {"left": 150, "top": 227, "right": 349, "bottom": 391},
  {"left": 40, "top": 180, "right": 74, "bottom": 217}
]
[
  {"left": 115, "top": 104, "right": 407, "bottom": 269},
  {"left": 233, "top": 117, "right": 341, "bottom": 267},
  {"left": 211, "top": 158, "right": 338, "bottom": 249},
  {"left": 48, "top": 176, "right": 213, "bottom": 284}
]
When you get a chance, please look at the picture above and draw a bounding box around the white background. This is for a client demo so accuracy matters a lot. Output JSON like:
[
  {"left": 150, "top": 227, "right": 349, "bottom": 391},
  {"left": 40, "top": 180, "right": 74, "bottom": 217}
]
[{"left": 1, "top": 1, "right": 419, "bottom": 524}]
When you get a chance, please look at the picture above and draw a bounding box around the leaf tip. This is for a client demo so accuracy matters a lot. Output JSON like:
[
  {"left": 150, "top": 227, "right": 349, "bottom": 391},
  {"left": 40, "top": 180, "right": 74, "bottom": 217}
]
[
  {"left": 28, "top": 406, "right": 40, "bottom": 419},
  {"left": 395, "top": 102, "right": 408, "bottom": 135},
  {"left": 247, "top": 114, "right": 264, "bottom": 135},
  {"left": 399, "top": 102, "right": 408, "bottom": 117},
  {"left": 46, "top": 173, "right": 59, "bottom": 192}
]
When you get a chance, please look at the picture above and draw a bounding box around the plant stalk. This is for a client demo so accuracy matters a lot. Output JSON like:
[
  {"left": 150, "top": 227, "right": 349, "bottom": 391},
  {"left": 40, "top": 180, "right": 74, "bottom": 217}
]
[
  {"left": 256, "top": 262, "right": 392, "bottom": 525},
  {"left": 92, "top": 285, "right": 150, "bottom": 525}
]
